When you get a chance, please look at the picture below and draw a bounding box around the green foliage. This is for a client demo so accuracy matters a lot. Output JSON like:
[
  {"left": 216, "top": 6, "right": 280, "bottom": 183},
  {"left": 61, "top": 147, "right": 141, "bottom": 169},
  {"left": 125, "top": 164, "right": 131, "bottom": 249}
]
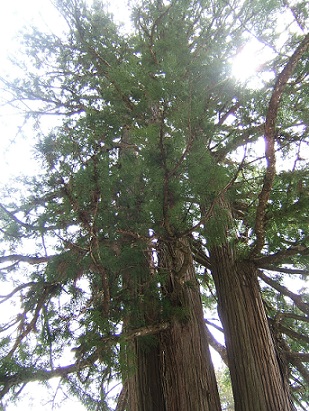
[
  {"left": 216, "top": 366, "right": 234, "bottom": 411},
  {"left": 0, "top": 0, "right": 309, "bottom": 408}
]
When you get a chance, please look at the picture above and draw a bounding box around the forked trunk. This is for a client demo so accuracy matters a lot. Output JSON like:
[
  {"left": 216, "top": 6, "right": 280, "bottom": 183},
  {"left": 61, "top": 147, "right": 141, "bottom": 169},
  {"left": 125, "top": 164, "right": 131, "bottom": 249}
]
[
  {"left": 210, "top": 244, "right": 294, "bottom": 411},
  {"left": 125, "top": 238, "right": 221, "bottom": 411}
]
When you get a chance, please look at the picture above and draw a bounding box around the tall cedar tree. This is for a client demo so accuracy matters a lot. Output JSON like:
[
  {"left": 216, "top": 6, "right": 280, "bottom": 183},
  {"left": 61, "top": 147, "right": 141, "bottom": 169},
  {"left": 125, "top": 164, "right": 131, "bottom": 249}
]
[{"left": 0, "top": 0, "right": 309, "bottom": 410}]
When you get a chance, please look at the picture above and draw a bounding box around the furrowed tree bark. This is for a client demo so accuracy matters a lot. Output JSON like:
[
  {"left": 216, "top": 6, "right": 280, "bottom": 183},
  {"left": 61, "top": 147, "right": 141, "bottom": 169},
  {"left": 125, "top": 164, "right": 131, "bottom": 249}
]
[
  {"left": 119, "top": 129, "right": 166, "bottom": 411},
  {"left": 125, "top": 237, "right": 221, "bottom": 411},
  {"left": 209, "top": 200, "right": 294, "bottom": 411},
  {"left": 122, "top": 240, "right": 166, "bottom": 411},
  {"left": 159, "top": 238, "right": 222, "bottom": 411}
]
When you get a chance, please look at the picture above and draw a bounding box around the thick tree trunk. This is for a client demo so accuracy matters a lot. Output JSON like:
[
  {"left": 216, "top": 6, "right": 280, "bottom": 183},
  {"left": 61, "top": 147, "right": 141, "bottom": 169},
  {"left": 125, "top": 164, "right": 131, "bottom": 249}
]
[
  {"left": 126, "top": 339, "right": 166, "bottom": 411},
  {"left": 122, "top": 241, "right": 166, "bottom": 411},
  {"left": 125, "top": 238, "right": 221, "bottom": 411},
  {"left": 210, "top": 243, "right": 294, "bottom": 411},
  {"left": 159, "top": 239, "right": 222, "bottom": 411}
]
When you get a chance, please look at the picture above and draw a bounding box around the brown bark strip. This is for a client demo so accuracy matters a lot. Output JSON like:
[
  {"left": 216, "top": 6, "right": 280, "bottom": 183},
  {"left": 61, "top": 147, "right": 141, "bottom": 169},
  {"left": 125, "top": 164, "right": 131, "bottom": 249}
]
[
  {"left": 159, "top": 239, "right": 222, "bottom": 411},
  {"left": 211, "top": 251, "right": 293, "bottom": 410},
  {"left": 251, "top": 33, "right": 309, "bottom": 257}
]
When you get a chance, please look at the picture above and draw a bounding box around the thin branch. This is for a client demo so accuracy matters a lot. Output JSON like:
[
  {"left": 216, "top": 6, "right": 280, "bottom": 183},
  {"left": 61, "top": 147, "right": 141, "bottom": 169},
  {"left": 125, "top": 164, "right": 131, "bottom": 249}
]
[
  {"left": 192, "top": 241, "right": 211, "bottom": 270},
  {"left": 287, "top": 352, "right": 309, "bottom": 362},
  {"left": 214, "top": 124, "right": 264, "bottom": 162},
  {"left": 0, "top": 203, "right": 36, "bottom": 231},
  {"left": 0, "top": 352, "right": 98, "bottom": 400},
  {"left": 0, "top": 255, "right": 51, "bottom": 266},
  {"left": 292, "top": 396, "right": 307, "bottom": 411},
  {"left": 276, "top": 312, "right": 309, "bottom": 324},
  {"left": 283, "top": 0, "right": 306, "bottom": 31},
  {"left": 259, "top": 270, "right": 309, "bottom": 315},
  {"left": 217, "top": 101, "right": 241, "bottom": 126},
  {"left": 251, "top": 32, "right": 309, "bottom": 257},
  {"left": 205, "top": 319, "right": 224, "bottom": 334},
  {"left": 258, "top": 265, "right": 309, "bottom": 276},
  {"left": 0, "top": 282, "right": 36, "bottom": 304},
  {"left": 7, "top": 293, "right": 50, "bottom": 358},
  {"left": 280, "top": 338, "right": 309, "bottom": 385},
  {"left": 272, "top": 321, "right": 309, "bottom": 345},
  {"left": 204, "top": 323, "right": 228, "bottom": 366}
]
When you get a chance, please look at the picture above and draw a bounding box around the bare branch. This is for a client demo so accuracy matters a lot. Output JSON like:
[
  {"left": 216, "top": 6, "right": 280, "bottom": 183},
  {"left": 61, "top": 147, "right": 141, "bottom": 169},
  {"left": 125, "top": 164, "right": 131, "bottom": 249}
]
[
  {"left": 276, "top": 312, "right": 309, "bottom": 324},
  {"left": 287, "top": 352, "right": 309, "bottom": 362},
  {"left": 205, "top": 323, "right": 228, "bottom": 366},
  {"left": 258, "top": 265, "right": 309, "bottom": 276},
  {"left": 191, "top": 239, "right": 211, "bottom": 269},
  {"left": 251, "top": 33, "right": 309, "bottom": 257},
  {"left": 280, "top": 338, "right": 309, "bottom": 385},
  {"left": 0, "top": 282, "right": 36, "bottom": 304},
  {"left": 272, "top": 321, "right": 309, "bottom": 345},
  {"left": 0, "top": 255, "right": 51, "bottom": 266},
  {"left": 259, "top": 271, "right": 309, "bottom": 315},
  {"left": 217, "top": 101, "right": 241, "bottom": 126}
]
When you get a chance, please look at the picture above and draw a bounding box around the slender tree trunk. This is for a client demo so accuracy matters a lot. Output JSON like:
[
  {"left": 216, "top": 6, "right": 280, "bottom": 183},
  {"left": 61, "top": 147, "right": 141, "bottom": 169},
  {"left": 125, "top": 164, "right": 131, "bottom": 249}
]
[{"left": 210, "top": 243, "right": 294, "bottom": 411}]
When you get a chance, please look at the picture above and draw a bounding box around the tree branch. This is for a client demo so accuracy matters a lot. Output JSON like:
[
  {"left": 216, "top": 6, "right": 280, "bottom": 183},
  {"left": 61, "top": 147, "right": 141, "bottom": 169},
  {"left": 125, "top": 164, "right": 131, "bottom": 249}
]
[
  {"left": 0, "top": 255, "right": 51, "bottom": 266},
  {"left": 251, "top": 32, "right": 309, "bottom": 257},
  {"left": 0, "top": 352, "right": 98, "bottom": 400},
  {"left": 0, "top": 282, "right": 36, "bottom": 304},
  {"left": 254, "top": 244, "right": 309, "bottom": 266},
  {"left": 271, "top": 321, "right": 309, "bottom": 345},
  {"left": 287, "top": 352, "right": 309, "bottom": 362},
  {"left": 258, "top": 265, "right": 309, "bottom": 276},
  {"left": 259, "top": 270, "right": 309, "bottom": 315},
  {"left": 205, "top": 323, "right": 228, "bottom": 366},
  {"left": 191, "top": 239, "right": 211, "bottom": 269},
  {"left": 280, "top": 338, "right": 309, "bottom": 385},
  {"left": 0, "top": 321, "right": 171, "bottom": 399},
  {"left": 115, "top": 381, "right": 128, "bottom": 411}
]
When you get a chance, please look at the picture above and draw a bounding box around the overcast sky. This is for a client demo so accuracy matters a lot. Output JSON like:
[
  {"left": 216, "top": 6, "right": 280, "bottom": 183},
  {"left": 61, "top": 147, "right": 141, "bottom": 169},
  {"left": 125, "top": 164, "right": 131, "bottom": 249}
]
[{"left": 0, "top": 0, "right": 130, "bottom": 186}]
